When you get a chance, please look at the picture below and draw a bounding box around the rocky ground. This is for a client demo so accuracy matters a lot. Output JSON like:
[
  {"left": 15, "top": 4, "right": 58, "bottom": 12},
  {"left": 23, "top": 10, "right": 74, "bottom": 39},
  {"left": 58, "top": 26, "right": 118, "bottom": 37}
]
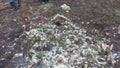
[{"left": 0, "top": 0, "right": 120, "bottom": 68}]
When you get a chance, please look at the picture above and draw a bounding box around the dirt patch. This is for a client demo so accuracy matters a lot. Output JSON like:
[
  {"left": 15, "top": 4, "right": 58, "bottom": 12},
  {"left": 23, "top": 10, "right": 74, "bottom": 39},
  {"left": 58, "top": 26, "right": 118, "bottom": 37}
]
[{"left": 0, "top": 0, "right": 120, "bottom": 68}]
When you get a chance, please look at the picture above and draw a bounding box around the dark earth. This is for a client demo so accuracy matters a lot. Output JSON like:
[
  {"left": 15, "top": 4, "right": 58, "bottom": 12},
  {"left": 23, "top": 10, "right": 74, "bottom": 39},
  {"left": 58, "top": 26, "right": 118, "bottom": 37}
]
[{"left": 0, "top": 0, "right": 120, "bottom": 68}]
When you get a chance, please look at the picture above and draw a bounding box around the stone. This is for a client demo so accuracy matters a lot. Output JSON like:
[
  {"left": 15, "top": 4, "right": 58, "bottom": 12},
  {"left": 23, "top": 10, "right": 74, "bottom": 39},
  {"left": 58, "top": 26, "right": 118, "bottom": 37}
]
[{"left": 54, "top": 64, "right": 68, "bottom": 68}]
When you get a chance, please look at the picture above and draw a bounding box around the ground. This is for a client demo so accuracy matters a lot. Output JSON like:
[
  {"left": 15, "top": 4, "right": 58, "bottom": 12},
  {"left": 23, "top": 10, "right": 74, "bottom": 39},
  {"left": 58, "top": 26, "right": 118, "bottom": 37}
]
[{"left": 0, "top": 0, "right": 120, "bottom": 68}]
